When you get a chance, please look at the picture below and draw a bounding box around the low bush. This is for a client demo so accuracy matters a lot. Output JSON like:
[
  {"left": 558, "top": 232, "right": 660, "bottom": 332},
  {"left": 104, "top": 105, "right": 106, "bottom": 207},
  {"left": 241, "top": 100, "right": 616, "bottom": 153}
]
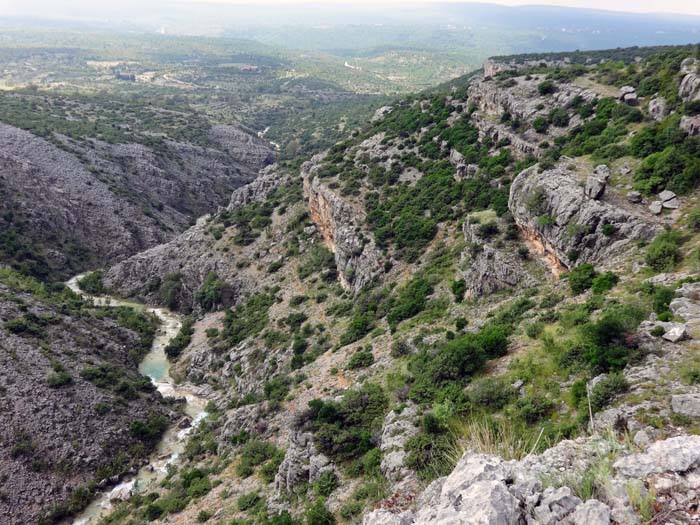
[
  {"left": 314, "top": 471, "right": 339, "bottom": 497},
  {"left": 591, "top": 272, "right": 618, "bottom": 295},
  {"left": 588, "top": 373, "right": 629, "bottom": 413},
  {"left": 568, "top": 264, "right": 597, "bottom": 294},
  {"left": 236, "top": 440, "right": 279, "bottom": 478},
  {"left": 515, "top": 395, "right": 555, "bottom": 424},
  {"left": 387, "top": 277, "right": 432, "bottom": 331},
  {"left": 468, "top": 377, "right": 517, "bottom": 410},
  {"left": 159, "top": 273, "right": 183, "bottom": 310},
  {"left": 581, "top": 305, "right": 645, "bottom": 372},
  {"left": 302, "top": 383, "right": 387, "bottom": 462},
  {"left": 77, "top": 271, "right": 104, "bottom": 294},
  {"left": 645, "top": 230, "right": 683, "bottom": 272},
  {"left": 305, "top": 500, "right": 336, "bottom": 525},
  {"left": 194, "top": 272, "right": 229, "bottom": 311},
  {"left": 164, "top": 318, "right": 194, "bottom": 360},
  {"left": 347, "top": 346, "right": 374, "bottom": 370}
]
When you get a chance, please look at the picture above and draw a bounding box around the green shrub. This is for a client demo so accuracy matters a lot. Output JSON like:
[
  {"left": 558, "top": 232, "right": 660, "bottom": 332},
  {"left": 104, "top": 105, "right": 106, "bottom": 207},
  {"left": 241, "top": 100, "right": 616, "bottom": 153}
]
[
  {"left": 237, "top": 492, "right": 263, "bottom": 513},
  {"left": 582, "top": 305, "right": 645, "bottom": 372},
  {"left": 515, "top": 395, "right": 555, "bottom": 424},
  {"left": 236, "top": 440, "right": 278, "bottom": 478},
  {"left": 159, "top": 273, "right": 183, "bottom": 310},
  {"left": 568, "top": 264, "right": 597, "bottom": 294},
  {"left": 591, "top": 272, "right": 618, "bottom": 295},
  {"left": 298, "top": 245, "right": 336, "bottom": 280},
  {"left": 588, "top": 373, "right": 629, "bottom": 413},
  {"left": 538, "top": 80, "right": 556, "bottom": 95},
  {"left": 645, "top": 231, "right": 683, "bottom": 272},
  {"left": 314, "top": 471, "right": 339, "bottom": 497},
  {"left": 468, "top": 377, "right": 516, "bottom": 410},
  {"left": 390, "top": 340, "right": 411, "bottom": 358},
  {"left": 347, "top": 347, "right": 374, "bottom": 370},
  {"left": 549, "top": 107, "right": 570, "bottom": 127},
  {"left": 650, "top": 325, "right": 665, "bottom": 337},
  {"left": 164, "top": 318, "right": 194, "bottom": 360},
  {"left": 264, "top": 376, "right": 291, "bottom": 404},
  {"left": 224, "top": 293, "right": 276, "bottom": 345},
  {"left": 77, "top": 271, "right": 104, "bottom": 294},
  {"left": 687, "top": 208, "right": 700, "bottom": 231},
  {"left": 409, "top": 325, "right": 509, "bottom": 402},
  {"left": 129, "top": 414, "right": 168, "bottom": 444},
  {"left": 601, "top": 224, "right": 617, "bottom": 236},
  {"left": 405, "top": 430, "right": 454, "bottom": 481},
  {"left": 651, "top": 285, "right": 675, "bottom": 314},
  {"left": 339, "top": 313, "right": 374, "bottom": 346},
  {"left": 478, "top": 222, "right": 499, "bottom": 238},
  {"left": 305, "top": 500, "right": 336, "bottom": 525},
  {"left": 339, "top": 501, "right": 363, "bottom": 519},
  {"left": 259, "top": 448, "right": 286, "bottom": 484},
  {"left": 537, "top": 214, "right": 555, "bottom": 227},
  {"left": 532, "top": 117, "right": 549, "bottom": 133},
  {"left": 451, "top": 279, "right": 467, "bottom": 303},
  {"left": 195, "top": 272, "right": 229, "bottom": 311},
  {"left": 182, "top": 469, "right": 211, "bottom": 498},
  {"left": 47, "top": 370, "right": 72, "bottom": 388},
  {"left": 526, "top": 321, "right": 545, "bottom": 339},
  {"left": 387, "top": 277, "right": 432, "bottom": 331},
  {"left": 304, "top": 383, "right": 387, "bottom": 462}
]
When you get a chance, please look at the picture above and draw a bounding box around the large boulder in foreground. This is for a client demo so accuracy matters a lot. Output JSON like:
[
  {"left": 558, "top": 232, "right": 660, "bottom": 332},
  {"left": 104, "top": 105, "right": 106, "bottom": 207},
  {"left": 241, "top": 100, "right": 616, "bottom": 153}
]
[{"left": 509, "top": 163, "right": 659, "bottom": 271}]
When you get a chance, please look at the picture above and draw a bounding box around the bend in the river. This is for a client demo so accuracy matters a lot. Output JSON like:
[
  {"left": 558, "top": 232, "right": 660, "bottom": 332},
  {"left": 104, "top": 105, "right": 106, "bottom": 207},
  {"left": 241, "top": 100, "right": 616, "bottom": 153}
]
[{"left": 65, "top": 274, "right": 208, "bottom": 525}]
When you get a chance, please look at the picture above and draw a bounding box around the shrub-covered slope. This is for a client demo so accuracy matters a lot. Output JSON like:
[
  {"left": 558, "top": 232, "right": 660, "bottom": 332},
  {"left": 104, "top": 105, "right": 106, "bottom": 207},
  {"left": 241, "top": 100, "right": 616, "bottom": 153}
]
[{"left": 82, "top": 44, "right": 700, "bottom": 525}]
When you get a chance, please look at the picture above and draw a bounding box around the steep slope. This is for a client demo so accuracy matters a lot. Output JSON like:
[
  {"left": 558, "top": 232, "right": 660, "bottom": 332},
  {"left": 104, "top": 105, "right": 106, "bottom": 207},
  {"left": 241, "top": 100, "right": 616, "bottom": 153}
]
[
  {"left": 0, "top": 119, "right": 274, "bottom": 280},
  {"left": 85, "top": 44, "right": 700, "bottom": 525},
  {"left": 0, "top": 270, "right": 175, "bottom": 525}
]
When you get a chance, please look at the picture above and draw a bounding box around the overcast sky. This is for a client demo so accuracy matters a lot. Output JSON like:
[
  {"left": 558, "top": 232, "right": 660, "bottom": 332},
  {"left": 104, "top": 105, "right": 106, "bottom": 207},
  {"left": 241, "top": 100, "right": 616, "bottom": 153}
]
[
  {"left": 178, "top": 0, "right": 700, "bottom": 16},
  {"left": 3, "top": 0, "right": 700, "bottom": 17}
]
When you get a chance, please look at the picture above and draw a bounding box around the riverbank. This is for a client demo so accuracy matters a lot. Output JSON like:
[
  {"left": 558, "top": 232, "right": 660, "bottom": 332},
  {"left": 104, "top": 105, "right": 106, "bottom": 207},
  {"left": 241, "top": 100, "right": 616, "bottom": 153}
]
[{"left": 65, "top": 275, "right": 209, "bottom": 525}]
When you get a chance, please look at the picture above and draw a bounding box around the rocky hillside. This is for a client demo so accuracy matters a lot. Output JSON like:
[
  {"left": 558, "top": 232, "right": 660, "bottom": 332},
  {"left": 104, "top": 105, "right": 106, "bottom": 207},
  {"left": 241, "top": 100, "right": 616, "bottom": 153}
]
[
  {"left": 0, "top": 269, "right": 177, "bottom": 525},
  {"left": 48, "top": 44, "right": 700, "bottom": 525},
  {"left": 0, "top": 117, "right": 274, "bottom": 280}
]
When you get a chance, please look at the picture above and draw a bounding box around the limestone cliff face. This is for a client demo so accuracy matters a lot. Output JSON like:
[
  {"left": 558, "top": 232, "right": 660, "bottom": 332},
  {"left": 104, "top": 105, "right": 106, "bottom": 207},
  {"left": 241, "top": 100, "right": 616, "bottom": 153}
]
[
  {"left": 303, "top": 158, "right": 384, "bottom": 293},
  {"left": 509, "top": 163, "right": 660, "bottom": 271},
  {"left": 459, "top": 220, "right": 536, "bottom": 297}
]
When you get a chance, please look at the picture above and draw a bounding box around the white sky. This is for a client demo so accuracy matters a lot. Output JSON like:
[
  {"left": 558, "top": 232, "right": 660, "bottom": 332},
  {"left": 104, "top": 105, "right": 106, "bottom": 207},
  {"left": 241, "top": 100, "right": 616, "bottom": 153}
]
[{"left": 181, "top": 0, "right": 700, "bottom": 16}]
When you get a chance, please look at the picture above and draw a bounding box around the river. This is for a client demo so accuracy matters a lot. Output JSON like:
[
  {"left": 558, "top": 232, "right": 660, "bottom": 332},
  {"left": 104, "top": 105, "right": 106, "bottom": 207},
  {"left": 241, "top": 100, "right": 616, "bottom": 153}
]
[{"left": 65, "top": 275, "right": 208, "bottom": 525}]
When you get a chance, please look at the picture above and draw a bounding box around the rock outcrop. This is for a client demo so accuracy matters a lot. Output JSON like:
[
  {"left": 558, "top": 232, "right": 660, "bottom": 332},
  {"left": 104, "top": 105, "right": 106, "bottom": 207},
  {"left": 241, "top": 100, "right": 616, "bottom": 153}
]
[
  {"left": 680, "top": 115, "right": 700, "bottom": 136},
  {"left": 679, "top": 57, "right": 700, "bottom": 102},
  {"left": 648, "top": 97, "right": 668, "bottom": 121},
  {"left": 365, "top": 433, "right": 700, "bottom": 525},
  {"left": 227, "top": 164, "right": 290, "bottom": 209},
  {"left": 274, "top": 432, "right": 332, "bottom": 495},
  {"left": 304, "top": 160, "right": 384, "bottom": 293},
  {"left": 466, "top": 69, "right": 595, "bottom": 161},
  {"left": 379, "top": 404, "right": 420, "bottom": 493},
  {"left": 509, "top": 163, "right": 659, "bottom": 270},
  {"left": 459, "top": 220, "right": 535, "bottom": 297}
]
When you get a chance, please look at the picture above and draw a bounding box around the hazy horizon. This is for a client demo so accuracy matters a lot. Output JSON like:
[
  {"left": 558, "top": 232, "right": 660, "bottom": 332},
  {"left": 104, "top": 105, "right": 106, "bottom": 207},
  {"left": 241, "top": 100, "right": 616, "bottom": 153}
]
[{"left": 2, "top": 0, "right": 700, "bottom": 18}]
